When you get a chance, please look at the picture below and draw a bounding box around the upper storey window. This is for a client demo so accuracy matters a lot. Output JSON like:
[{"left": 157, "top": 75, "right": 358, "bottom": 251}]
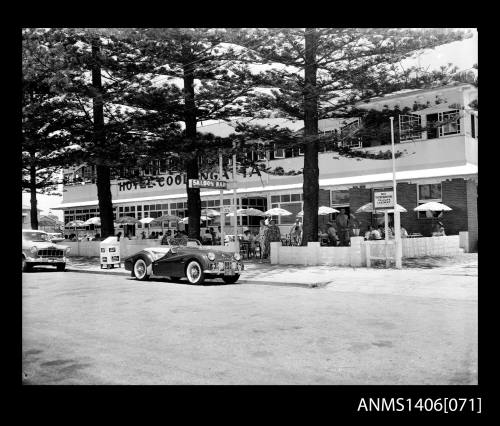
[{"left": 399, "top": 114, "right": 422, "bottom": 141}]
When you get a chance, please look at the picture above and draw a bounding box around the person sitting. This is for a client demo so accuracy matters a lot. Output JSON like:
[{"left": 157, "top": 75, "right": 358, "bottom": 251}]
[
  {"left": 377, "top": 225, "right": 385, "bottom": 239},
  {"left": 326, "top": 222, "right": 339, "bottom": 246},
  {"left": 148, "top": 231, "right": 156, "bottom": 239},
  {"left": 92, "top": 233, "right": 101, "bottom": 241},
  {"left": 366, "top": 226, "right": 382, "bottom": 240},
  {"left": 178, "top": 230, "right": 189, "bottom": 244},
  {"left": 202, "top": 229, "right": 213, "bottom": 245},
  {"left": 400, "top": 226, "right": 408, "bottom": 238},
  {"left": 432, "top": 221, "right": 446, "bottom": 236}
]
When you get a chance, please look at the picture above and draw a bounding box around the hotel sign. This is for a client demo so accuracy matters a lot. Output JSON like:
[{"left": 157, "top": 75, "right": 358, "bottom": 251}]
[
  {"left": 188, "top": 179, "right": 228, "bottom": 189},
  {"left": 373, "top": 191, "right": 394, "bottom": 209}
]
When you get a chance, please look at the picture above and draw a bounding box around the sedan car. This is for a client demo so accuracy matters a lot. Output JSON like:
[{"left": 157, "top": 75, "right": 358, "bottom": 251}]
[
  {"left": 124, "top": 238, "right": 244, "bottom": 285},
  {"left": 22, "top": 230, "right": 71, "bottom": 272}
]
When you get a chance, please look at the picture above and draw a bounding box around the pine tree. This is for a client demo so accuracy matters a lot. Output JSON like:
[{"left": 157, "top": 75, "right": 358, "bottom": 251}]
[
  {"left": 231, "top": 28, "right": 472, "bottom": 244},
  {"left": 124, "top": 28, "right": 265, "bottom": 240},
  {"left": 33, "top": 28, "right": 170, "bottom": 237},
  {"left": 22, "top": 28, "right": 83, "bottom": 230}
]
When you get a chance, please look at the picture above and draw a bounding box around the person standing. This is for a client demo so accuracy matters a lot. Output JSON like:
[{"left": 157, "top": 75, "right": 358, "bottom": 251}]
[
  {"left": 264, "top": 219, "right": 281, "bottom": 260},
  {"left": 335, "top": 209, "right": 350, "bottom": 246},
  {"left": 349, "top": 213, "right": 361, "bottom": 236}
]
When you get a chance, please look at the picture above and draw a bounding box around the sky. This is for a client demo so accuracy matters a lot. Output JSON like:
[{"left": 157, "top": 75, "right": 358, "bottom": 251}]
[{"left": 26, "top": 29, "right": 477, "bottom": 220}]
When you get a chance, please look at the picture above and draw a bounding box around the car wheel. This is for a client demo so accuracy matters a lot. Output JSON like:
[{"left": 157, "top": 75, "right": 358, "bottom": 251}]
[
  {"left": 22, "top": 257, "right": 31, "bottom": 272},
  {"left": 133, "top": 258, "right": 150, "bottom": 281},
  {"left": 185, "top": 260, "right": 204, "bottom": 285},
  {"left": 223, "top": 274, "right": 240, "bottom": 284},
  {"left": 56, "top": 263, "right": 66, "bottom": 272}
]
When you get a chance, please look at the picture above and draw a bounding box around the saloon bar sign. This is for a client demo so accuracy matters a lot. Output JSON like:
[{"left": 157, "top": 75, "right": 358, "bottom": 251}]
[
  {"left": 188, "top": 179, "right": 227, "bottom": 190},
  {"left": 373, "top": 191, "right": 394, "bottom": 209}
]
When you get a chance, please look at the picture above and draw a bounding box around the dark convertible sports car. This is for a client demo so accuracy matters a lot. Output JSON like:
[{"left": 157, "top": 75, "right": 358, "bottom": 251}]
[{"left": 124, "top": 238, "right": 244, "bottom": 285}]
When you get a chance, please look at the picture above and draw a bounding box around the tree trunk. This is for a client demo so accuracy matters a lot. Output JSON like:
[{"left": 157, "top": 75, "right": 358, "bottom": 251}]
[
  {"left": 183, "top": 52, "right": 201, "bottom": 241},
  {"left": 30, "top": 164, "right": 38, "bottom": 230},
  {"left": 301, "top": 28, "right": 320, "bottom": 245},
  {"left": 92, "top": 37, "right": 115, "bottom": 238}
]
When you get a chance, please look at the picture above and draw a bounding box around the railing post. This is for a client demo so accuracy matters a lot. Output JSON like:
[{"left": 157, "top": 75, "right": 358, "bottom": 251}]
[{"left": 365, "top": 241, "right": 371, "bottom": 268}]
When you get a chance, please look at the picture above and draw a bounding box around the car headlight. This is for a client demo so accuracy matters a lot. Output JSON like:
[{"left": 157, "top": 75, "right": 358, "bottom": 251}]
[
  {"left": 65, "top": 247, "right": 71, "bottom": 254},
  {"left": 207, "top": 252, "right": 216, "bottom": 261},
  {"left": 30, "top": 246, "right": 37, "bottom": 254},
  {"left": 233, "top": 252, "right": 241, "bottom": 261}
]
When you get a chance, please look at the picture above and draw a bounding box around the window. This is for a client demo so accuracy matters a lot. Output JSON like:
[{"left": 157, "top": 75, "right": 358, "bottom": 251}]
[
  {"left": 281, "top": 194, "right": 291, "bottom": 203},
  {"left": 340, "top": 119, "right": 362, "bottom": 147},
  {"left": 399, "top": 114, "right": 422, "bottom": 141},
  {"left": 280, "top": 203, "right": 302, "bottom": 224},
  {"left": 470, "top": 113, "right": 477, "bottom": 139},
  {"left": 331, "top": 190, "right": 350, "bottom": 206},
  {"left": 271, "top": 195, "right": 280, "bottom": 203},
  {"left": 291, "top": 194, "right": 301, "bottom": 202},
  {"left": 274, "top": 145, "right": 285, "bottom": 159},
  {"left": 439, "top": 110, "right": 461, "bottom": 136},
  {"left": 417, "top": 183, "right": 442, "bottom": 219}
]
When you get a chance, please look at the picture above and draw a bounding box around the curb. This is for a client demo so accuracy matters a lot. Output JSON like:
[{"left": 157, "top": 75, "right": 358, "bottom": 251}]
[{"left": 65, "top": 267, "right": 329, "bottom": 288}]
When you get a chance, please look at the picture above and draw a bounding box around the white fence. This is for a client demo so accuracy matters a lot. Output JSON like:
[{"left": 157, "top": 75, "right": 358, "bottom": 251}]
[
  {"left": 270, "top": 233, "right": 467, "bottom": 267},
  {"left": 64, "top": 240, "right": 238, "bottom": 258}
]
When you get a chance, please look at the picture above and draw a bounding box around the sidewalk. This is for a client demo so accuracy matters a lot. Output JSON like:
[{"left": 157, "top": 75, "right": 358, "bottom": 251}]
[{"left": 65, "top": 253, "right": 477, "bottom": 288}]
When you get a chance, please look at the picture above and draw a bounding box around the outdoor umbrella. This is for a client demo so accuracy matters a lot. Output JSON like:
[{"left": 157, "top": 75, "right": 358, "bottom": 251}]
[
  {"left": 265, "top": 207, "right": 292, "bottom": 216},
  {"left": 413, "top": 201, "right": 452, "bottom": 212},
  {"left": 203, "top": 208, "right": 221, "bottom": 217},
  {"left": 139, "top": 217, "right": 155, "bottom": 236},
  {"left": 180, "top": 216, "right": 210, "bottom": 224},
  {"left": 83, "top": 216, "right": 101, "bottom": 226},
  {"left": 355, "top": 202, "right": 407, "bottom": 214},
  {"left": 414, "top": 201, "right": 452, "bottom": 234},
  {"left": 297, "top": 206, "right": 340, "bottom": 217},
  {"left": 114, "top": 216, "right": 141, "bottom": 238},
  {"left": 152, "top": 214, "right": 182, "bottom": 233},
  {"left": 114, "top": 216, "right": 141, "bottom": 224},
  {"left": 227, "top": 208, "right": 266, "bottom": 235},
  {"left": 226, "top": 208, "right": 266, "bottom": 217},
  {"left": 65, "top": 220, "right": 86, "bottom": 239}
]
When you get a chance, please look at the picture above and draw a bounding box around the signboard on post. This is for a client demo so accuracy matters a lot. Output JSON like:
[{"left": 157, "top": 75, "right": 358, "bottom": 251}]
[
  {"left": 222, "top": 206, "right": 232, "bottom": 214},
  {"left": 373, "top": 191, "right": 394, "bottom": 209},
  {"left": 188, "top": 179, "right": 228, "bottom": 190}
]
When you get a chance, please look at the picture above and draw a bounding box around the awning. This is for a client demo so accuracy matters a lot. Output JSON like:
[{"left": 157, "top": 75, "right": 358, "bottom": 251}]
[{"left": 53, "top": 164, "right": 477, "bottom": 210}]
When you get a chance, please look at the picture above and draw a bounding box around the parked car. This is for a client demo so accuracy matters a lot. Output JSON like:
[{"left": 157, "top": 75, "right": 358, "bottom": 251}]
[
  {"left": 22, "top": 230, "right": 70, "bottom": 272},
  {"left": 124, "top": 238, "right": 244, "bottom": 285},
  {"left": 46, "top": 232, "right": 65, "bottom": 243}
]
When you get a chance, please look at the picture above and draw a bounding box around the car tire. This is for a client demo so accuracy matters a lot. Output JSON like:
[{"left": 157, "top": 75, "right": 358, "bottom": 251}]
[
  {"left": 133, "top": 258, "right": 150, "bottom": 281},
  {"left": 185, "top": 260, "right": 205, "bottom": 285},
  {"left": 223, "top": 274, "right": 240, "bottom": 284},
  {"left": 56, "top": 263, "right": 66, "bottom": 272},
  {"left": 22, "top": 257, "right": 31, "bottom": 272}
]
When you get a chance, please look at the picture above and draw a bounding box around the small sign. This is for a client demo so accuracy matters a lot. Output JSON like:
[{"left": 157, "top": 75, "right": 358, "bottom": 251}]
[
  {"left": 374, "top": 191, "right": 394, "bottom": 209},
  {"left": 188, "top": 179, "right": 227, "bottom": 189},
  {"left": 222, "top": 207, "right": 232, "bottom": 214}
]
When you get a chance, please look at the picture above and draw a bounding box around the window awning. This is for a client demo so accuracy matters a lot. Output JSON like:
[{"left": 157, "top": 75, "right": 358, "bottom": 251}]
[{"left": 53, "top": 164, "right": 477, "bottom": 210}]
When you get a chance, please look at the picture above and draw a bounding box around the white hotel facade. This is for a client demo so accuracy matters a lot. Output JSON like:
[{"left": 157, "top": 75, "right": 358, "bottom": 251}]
[{"left": 55, "top": 83, "right": 478, "bottom": 251}]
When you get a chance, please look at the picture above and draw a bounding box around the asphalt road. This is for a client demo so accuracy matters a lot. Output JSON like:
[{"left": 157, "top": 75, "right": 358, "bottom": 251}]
[{"left": 22, "top": 268, "right": 477, "bottom": 385}]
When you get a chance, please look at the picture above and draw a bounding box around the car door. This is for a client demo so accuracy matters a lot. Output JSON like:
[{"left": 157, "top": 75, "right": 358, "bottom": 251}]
[{"left": 153, "top": 249, "right": 186, "bottom": 277}]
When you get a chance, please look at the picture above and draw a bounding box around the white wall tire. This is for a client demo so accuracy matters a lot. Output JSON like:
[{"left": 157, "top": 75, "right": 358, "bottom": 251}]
[
  {"left": 185, "top": 260, "right": 205, "bottom": 285},
  {"left": 133, "top": 258, "right": 150, "bottom": 281}
]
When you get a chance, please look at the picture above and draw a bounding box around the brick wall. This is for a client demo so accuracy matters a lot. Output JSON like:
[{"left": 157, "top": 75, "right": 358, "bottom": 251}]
[
  {"left": 396, "top": 182, "right": 420, "bottom": 234},
  {"left": 441, "top": 178, "right": 469, "bottom": 237}
]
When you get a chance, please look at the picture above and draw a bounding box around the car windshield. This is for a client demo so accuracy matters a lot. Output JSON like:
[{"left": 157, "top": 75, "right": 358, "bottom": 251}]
[
  {"left": 167, "top": 238, "right": 201, "bottom": 247},
  {"left": 23, "top": 232, "right": 50, "bottom": 242}
]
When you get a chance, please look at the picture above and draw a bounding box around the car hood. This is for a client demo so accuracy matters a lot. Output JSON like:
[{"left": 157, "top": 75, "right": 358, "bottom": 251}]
[{"left": 22, "top": 240, "right": 68, "bottom": 250}]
